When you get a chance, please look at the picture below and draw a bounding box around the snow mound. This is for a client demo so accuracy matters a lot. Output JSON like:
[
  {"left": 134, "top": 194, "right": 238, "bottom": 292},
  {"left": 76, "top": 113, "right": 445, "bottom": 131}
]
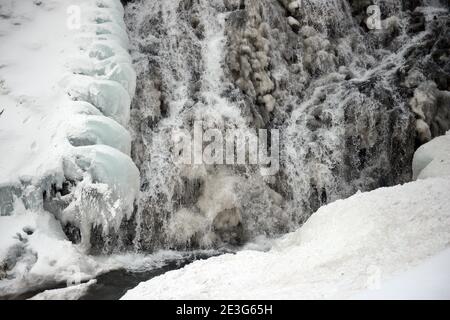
[
  {"left": 352, "top": 248, "right": 450, "bottom": 300},
  {"left": 413, "top": 131, "right": 450, "bottom": 180},
  {"left": 122, "top": 177, "right": 450, "bottom": 299},
  {"left": 0, "top": 0, "right": 139, "bottom": 294},
  {"left": 61, "top": 145, "right": 140, "bottom": 248},
  {"left": 65, "top": 115, "right": 132, "bottom": 155}
]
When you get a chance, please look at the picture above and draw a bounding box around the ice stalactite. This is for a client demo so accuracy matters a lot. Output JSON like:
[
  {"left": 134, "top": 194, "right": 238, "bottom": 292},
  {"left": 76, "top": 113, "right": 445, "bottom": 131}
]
[
  {"left": 123, "top": 0, "right": 286, "bottom": 251},
  {"left": 53, "top": 0, "right": 140, "bottom": 251}
]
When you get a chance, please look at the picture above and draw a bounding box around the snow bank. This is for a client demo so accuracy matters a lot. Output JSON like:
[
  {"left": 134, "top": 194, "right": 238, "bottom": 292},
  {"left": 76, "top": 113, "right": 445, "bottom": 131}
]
[
  {"left": 352, "top": 248, "right": 450, "bottom": 300},
  {"left": 28, "top": 279, "right": 97, "bottom": 300},
  {"left": 0, "top": 200, "right": 100, "bottom": 297},
  {"left": 0, "top": 197, "right": 201, "bottom": 298},
  {"left": 412, "top": 131, "right": 450, "bottom": 180},
  {"left": 122, "top": 176, "right": 450, "bottom": 299},
  {"left": 0, "top": 0, "right": 139, "bottom": 294}
]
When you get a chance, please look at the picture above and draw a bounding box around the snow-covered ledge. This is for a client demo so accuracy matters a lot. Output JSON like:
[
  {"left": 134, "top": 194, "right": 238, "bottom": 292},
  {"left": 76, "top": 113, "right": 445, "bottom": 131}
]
[{"left": 0, "top": 0, "right": 138, "bottom": 296}]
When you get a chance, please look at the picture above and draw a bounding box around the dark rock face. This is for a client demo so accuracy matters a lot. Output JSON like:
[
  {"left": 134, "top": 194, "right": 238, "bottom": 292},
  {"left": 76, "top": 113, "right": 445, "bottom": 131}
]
[{"left": 114, "top": 0, "right": 450, "bottom": 252}]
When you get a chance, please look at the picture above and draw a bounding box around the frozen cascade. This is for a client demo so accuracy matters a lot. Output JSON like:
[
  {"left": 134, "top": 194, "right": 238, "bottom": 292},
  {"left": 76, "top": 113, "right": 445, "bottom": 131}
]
[{"left": 108, "top": 0, "right": 450, "bottom": 251}]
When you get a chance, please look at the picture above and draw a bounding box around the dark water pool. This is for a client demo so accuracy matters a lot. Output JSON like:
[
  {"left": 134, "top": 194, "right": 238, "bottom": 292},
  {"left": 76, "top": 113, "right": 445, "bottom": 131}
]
[
  {"left": 80, "top": 257, "right": 198, "bottom": 300},
  {"left": 1, "top": 251, "right": 226, "bottom": 300}
]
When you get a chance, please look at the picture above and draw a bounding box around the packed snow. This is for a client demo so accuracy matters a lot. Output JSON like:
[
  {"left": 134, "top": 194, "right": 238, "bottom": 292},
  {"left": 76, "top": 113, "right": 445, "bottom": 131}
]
[
  {"left": 122, "top": 135, "right": 450, "bottom": 300},
  {"left": 353, "top": 249, "right": 450, "bottom": 300},
  {"left": 28, "top": 279, "right": 97, "bottom": 300},
  {"left": 0, "top": 200, "right": 100, "bottom": 297}
]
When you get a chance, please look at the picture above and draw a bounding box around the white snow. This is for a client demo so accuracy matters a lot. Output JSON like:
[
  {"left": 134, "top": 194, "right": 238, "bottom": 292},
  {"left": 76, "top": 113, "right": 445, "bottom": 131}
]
[
  {"left": 2, "top": 0, "right": 450, "bottom": 301},
  {"left": 353, "top": 249, "right": 450, "bottom": 300},
  {"left": 122, "top": 177, "right": 450, "bottom": 300},
  {"left": 61, "top": 145, "right": 140, "bottom": 248},
  {"left": 0, "top": 0, "right": 137, "bottom": 181},
  {"left": 122, "top": 134, "right": 450, "bottom": 300}
]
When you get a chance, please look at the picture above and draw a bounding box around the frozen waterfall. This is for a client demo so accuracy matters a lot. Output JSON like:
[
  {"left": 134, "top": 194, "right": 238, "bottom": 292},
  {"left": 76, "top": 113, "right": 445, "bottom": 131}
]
[{"left": 117, "top": 0, "right": 450, "bottom": 251}]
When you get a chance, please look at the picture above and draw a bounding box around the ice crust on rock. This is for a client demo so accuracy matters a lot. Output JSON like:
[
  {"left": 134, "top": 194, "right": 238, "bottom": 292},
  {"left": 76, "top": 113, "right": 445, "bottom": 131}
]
[
  {"left": 65, "top": 115, "right": 132, "bottom": 154},
  {"left": 0, "top": 200, "right": 100, "bottom": 297},
  {"left": 61, "top": 75, "right": 132, "bottom": 126},
  {"left": 66, "top": 56, "right": 136, "bottom": 97},
  {"left": 28, "top": 279, "right": 98, "bottom": 300}
]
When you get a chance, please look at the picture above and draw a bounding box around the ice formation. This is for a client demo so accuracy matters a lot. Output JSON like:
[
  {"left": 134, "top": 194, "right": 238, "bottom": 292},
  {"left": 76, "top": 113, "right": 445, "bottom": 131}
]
[
  {"left": 413, "top": 131, "right": 450, "bottom": 179},
  {"left": 0, "top": 0, "right": 138, "bottom": 295},
  {"left": 0, "top": 201, "right": 100, "bottom": 297},
  {"left": 29, "top": 279, "right": 98, "bottom": 300}
]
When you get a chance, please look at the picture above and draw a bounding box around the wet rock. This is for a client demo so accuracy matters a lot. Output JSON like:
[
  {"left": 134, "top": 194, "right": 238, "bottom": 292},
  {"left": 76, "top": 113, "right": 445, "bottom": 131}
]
[
  {"left": 119, "top": 0, "right": 450, "bottom": 252},
  {"left": 22, "top": 227, "right": 34, "bottom": 236}
]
